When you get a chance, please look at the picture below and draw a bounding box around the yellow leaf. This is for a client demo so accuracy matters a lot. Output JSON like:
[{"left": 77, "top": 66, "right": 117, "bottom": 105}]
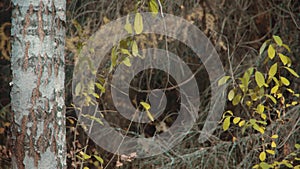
[
  {"left": 266, "top": 149, "right": 275, "bottom": 155},
  {"left": 267, "top": 45, "right": 275, "bottom": 59},
  {"left": 124, "top": 15, "right": 133, "bottom": 34},
  {"left": 223, "top": 116, "right": 231, "bottom": 131},
  {"left": 268, "top": 63, "right": 277, "bottom": 79},
  {"left": 271, "top": 141, "right": 276, "bottom": 148},
  {"left": 233, "top": 117, "right": 241, "bottom": 124},
  {"left": 257, "top": 104, "right": 264, "bottom": 114},
  {"left": 146, "top": 110, "right": 155, "bottom": 122},
  {"left": 95, "top": 82, "right": 105, "bottom": 93},
  {"left": 265, "top": 94, "right": 277, "bottom": 104},
  {"left": 261, "top": 113, "right": 267, "bottom": 120},
  {"left": 83, "top": 167, "right": 89, "bottom": 169},
  {"left": 284, "top": 66, "right": 300, "bottom": 78},
  {"left": 228, "top": 89, "right": 235, "bottom": 101},
  {"left": 255, "top": 71, "right": 266, "bottom": 88},
  {"left": 121, "top": 49, "right": 131, "bottom": 56},
  {"left": 218, "top": 76, "right": 230, "bottom": 86},
  {"left": 132, "top": 40, "right": 139, "bottom": 57},
  {"left": 140, "top": 101, "right": 151, "bottom": 110},
  {"left": 80, "top": 151, "right": 91, "bottom": 160},
  {"left": 279, "top": 53, "right": 289, "bottom": 65},
  {"left": 134, "top": 13, "right": 143, "bottom": 34},
  {"left": 259, "top": 151, "right": 266, "bottom": 161},
  {"left": 271, "top": 134, "right": 278, "bottom": 139},
  {"left": 122, "top": 57, "right": 131, "bottom": 67},
  {"left": 282, "top": 44, "right": 291, "bottom": 52},
  {"left": 280, "top": 76, "right": 290, "bottom": 86},
  {"left": 273, "top": 35, "right": 283, "bottom": 46},
  {"left": 93, "top": 155, "right": 104, "bottom": 164},
  {"left": 239, "top": 120, "right": 245, "bottom": 127},
  {"left": 270, "top": 85, "right": 279, "bottom": 94}
]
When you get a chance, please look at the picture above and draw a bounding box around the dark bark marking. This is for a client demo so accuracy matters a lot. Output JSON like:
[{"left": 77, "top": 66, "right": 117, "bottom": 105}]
[
  {"left": 37, "top": 1, "right": 45, "bottom": 42},
  {"left": 22, "top": 4, "right": 33, "bottom": 37},
  {"left": 23, "top": 41, "right": 30, "bottom": 71}
]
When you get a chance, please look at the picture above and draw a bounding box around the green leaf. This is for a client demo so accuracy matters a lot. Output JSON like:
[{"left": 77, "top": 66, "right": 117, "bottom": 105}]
[
  {"left": 261, "top": 113, "right": 267, "bottom": 120},
  {"left": 232, "top": 93, "right": 242, "bottom": 106},
  {"left": 279, "top": 53, "right": 289, "bottom": 65},
  {"left": 146, "top": 110, "right": 155, "bottom": 121},
  {"left": 122, "top": 57, "right": 131, "bottom": 67},
  {"left": 223, "top": 110, "right": 233, "bottom": 118},
  {"left": 149, "top": 0, "right": 159, "bottom": 16},
  {"left": 255, "top": 71, "right": 266, "bottom": 88},
  {"left": 228, "top": 89, "right": 235, "bottom": 101},
  {"left": 268, "top": 63, "right": 277, "bottom": 79},
  {"left": 271, "top": 134, "right": 278, "bottom": 139},
  {"left": 134, "top": 13, "right": 143, "bottom": 34},
  {"left": 223, "top": 116, "right": 231, "bottom": 131},
  {"left": 259, "top": 151, "right": 266, "bottom": 161},
  {"left": 132, "top": 40, "right": 139, "bottom": 57},
  {"left": 140, "top": 101, "right": 151, "bottom": 110},
  {"left": 267, "top": 45, "right": 275, "bottom": 59},
  {"left": 233, "top": 117, "right": 241, "bottom": 124},
  {"left": 295, "top": 144, "right": 300, "bottom": 149},
  {"left": 93, "top": 155, "right": 104, "bottom": 164},
  {"left": 218, "top": 76, "right": 230, "bottom": 86},
  {"left": 266, "top": 149, "right": 275, "bottom": 155},
  {"left": 284, "top": 67, "right": 300, "bottom": 78},
  {"left": 111, "top": 46, "right": 117, "bottom": 68},
  {"left": 280, "top": 76, "right": 290, "bottom": 86},
  {"left": 273, "top": 35, "right": 283, "bottom": 46}
]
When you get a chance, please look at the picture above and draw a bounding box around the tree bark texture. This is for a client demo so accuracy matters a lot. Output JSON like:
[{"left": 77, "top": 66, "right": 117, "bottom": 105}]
[{"left": 10, "top": 0, "right": 66, "bottom": 168}]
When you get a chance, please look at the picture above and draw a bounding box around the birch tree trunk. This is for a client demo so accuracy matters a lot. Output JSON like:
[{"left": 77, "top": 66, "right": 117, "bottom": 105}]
[{"left": 10, "top": 0, "right": 66, "bottom": 168}]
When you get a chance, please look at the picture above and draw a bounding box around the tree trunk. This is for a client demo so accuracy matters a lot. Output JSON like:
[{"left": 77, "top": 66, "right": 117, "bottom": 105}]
[{"left": 10, "top": 0, "right": 66, "bottom": 168}]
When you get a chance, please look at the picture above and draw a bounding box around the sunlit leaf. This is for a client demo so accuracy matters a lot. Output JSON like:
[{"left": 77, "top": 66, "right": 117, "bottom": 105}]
[
  {"left": 271, "top": 134, "right": 278, "bottom": 139},
  {"left": 95, "top": 82, "right": 105, "bottom": 93},
  {"left": 255, "top": 71, "right": 266, "bottom": 88},
  {"left": 146, "top": 110, "right": 155, "bottom": 122},
  {"left": 218, "top": 76, "right": 230, "bottom": 86},
  {"left": 259, "top": 162, "right": 271, "bottom": 169},
  {"left": 273, "top": 35, "right": 283, "bottom": 46},
  {"left": 280, "top": 76, "right": 290, "bottom": 86},
  {"left": 268, "top": 63, "right": 277, "bottom": 79},
  {"left": 228, "top": 89, "right": 235, "bottom": 101},
  {"left": 261, "top": 113, "right": 267, "bottom": 120},
  {"left": 279, "top": 53, "right": 289, "bottom": 65},
  {"left": 122, "top": 57, "right": 131, "bottom": 67},
  {"left": 93, "top": 155, "right": 104, "bottom": 164},
  {"left": 266, "top": 149, "right": 275, "bottom": 155},
  {"left": 295, "top": 144, "right": 300, "bottom": 149},
  {"left": 80, "top": 151, "right": 91, "bottom": 160},
  {"left": 223, "top": 116, "right": 231, "bottom": 131},
  {"left": 259, "top": 151, "right": 266, "bottom": 161},
  {"left": 284, "top": 66, "right": 300, "bottom": 78},
  {"left": 259, "top": 41, "right": 268, "bottom": 55},
  {"left": 282, "top": 44, "right": 291, "bottom": 52},
  {"left": 134, "top": 12, "right": 143, "bottom": 34},
  {"left": 140, "top": 101, "right": 151, "bottom": 110},
  {"left": 132, "top": 40, "right": 139, "bottom": 57},
  {"left": 271, "top": 141, "right": 276, "bottom": 148},
  {"left": 270, "top": 85, "right": 279, "bottom": 94},
  {"left": 233, "top": 117, "right": 241, "bottom": 124},
  {"left": 267, "top": 45, "right": 275, "bottom": 59},
  {"left": 257, "top": 104, "right": 264, "bottom": 114},
  {"left": 124, "top": 15, "right": 133, "bottom": 34},
  {"left": 239, "top": 120, "right": 245, "bottom": 127},
  {"left": 121, "top": 49, "right": 131, "bottom": 56}
]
